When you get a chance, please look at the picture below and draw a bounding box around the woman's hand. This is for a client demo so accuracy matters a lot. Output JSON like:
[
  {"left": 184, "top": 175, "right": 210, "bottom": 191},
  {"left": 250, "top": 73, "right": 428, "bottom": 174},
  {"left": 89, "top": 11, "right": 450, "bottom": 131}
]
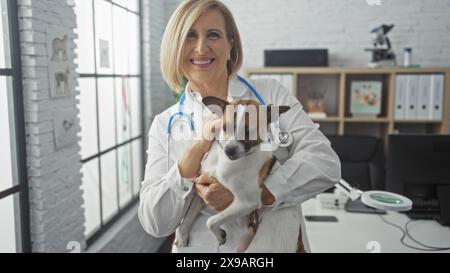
[
  {"left": 194, "top": 174, "right": 234, "bottom": 212},
  {"left": 197, "top": 117, "right": 222, "bottom": 153},
  {"left": 261, "top": 186, "right": 275, "bottom": 206},
  {"left": 178, "top": 117, "right": 221, "bottom": 179},
  {"left": 194, "top": 173, "right": 275, "bottom": 211}
]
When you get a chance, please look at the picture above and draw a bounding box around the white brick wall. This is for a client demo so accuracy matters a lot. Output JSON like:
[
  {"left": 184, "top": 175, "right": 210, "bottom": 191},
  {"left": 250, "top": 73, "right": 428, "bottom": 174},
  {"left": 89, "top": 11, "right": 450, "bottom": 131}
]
[
  {"left": 220, "top": 0, "right": 450, "bottom": 71},
  {"left": 143, "top": 0, "right": 180, "bottom": 139},
  {"left": 17, "top": 0, "right": 203, "bottom": 253},
  {"left": 221, "top": 0, "right": 450, "bottom": 132},
  {"left": 18, "top": 0, "right": 85, "bottom": 252}
]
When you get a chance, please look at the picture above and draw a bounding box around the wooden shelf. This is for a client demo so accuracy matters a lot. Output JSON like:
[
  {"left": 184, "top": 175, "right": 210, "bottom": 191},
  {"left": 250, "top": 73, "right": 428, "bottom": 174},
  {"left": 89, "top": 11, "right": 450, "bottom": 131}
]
[
  {"left": 394, "top": 119, "right": 442, "bottom": 124},
  {"left": 309, "top": 116, "right": 340, "bottom": 122},
  {"left": 344, "top": 117, "right": 390, "bottom": 123},
  {"left": 246, "top": 67, "right": 450, "bottom": 74},
  {"left": 246, "top": 66, "right": 450, "bottom": 142}
]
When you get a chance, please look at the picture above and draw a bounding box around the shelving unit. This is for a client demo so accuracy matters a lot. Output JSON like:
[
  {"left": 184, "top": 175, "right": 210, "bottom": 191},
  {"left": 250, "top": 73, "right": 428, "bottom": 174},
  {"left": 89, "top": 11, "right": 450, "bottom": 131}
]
[{"left": 246, "top": 67, "right": 450, "bottom": 145}]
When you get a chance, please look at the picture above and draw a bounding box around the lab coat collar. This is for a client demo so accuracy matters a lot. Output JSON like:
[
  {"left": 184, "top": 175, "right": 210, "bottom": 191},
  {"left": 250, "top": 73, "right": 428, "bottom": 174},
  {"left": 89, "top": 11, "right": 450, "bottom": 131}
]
[{"left": 228, "top": 74, "right": 250, "bottom": 100}]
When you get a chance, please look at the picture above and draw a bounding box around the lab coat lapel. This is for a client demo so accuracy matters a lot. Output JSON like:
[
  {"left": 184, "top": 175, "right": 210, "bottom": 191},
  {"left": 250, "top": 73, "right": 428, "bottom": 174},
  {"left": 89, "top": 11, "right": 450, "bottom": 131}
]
[{"left": 167, "top": 87, "right": 197, "bottom": 163}]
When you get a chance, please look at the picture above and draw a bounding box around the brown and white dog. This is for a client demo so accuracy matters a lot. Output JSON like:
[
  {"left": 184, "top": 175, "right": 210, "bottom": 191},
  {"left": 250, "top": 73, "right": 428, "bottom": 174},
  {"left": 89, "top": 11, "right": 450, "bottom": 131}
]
[{"left": 174, "top": 96, "right": 302, "bottom": 252}]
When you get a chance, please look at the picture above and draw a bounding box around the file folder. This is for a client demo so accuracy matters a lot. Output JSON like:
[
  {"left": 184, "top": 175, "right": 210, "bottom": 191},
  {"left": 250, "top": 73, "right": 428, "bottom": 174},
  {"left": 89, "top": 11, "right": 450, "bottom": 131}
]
[
  {"left": 394, "top": 75, "right": 406, "bottom": 120},
  {"left": 418, "top": 75, "right": 431, "bottom": 120},
  {"left": 429, "top": 74, "right": 444, "bottom": 120},
  {"left": 405, "top": 75, "right": 419, "bottom": 120}
]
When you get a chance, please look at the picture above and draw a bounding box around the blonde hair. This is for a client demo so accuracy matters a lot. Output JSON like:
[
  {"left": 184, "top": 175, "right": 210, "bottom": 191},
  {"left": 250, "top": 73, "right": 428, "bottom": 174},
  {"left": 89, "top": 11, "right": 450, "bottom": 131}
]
[{"left": 160, "top": 0, "right": 243, "bottom": 93}]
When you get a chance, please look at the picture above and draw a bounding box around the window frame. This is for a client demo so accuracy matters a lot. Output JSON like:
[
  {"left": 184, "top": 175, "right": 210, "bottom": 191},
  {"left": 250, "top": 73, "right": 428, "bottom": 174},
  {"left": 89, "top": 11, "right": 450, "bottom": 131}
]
[
  {"left": 0, "top": 0, "right": 31, "bottom": 253},
  {"left": 76, "top": 0, "right": 144, "bottom": 247}
]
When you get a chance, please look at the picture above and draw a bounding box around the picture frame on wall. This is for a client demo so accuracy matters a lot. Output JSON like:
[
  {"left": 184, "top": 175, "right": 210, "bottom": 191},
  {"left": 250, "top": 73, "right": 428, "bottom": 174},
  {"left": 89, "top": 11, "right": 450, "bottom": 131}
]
[
  {"left": 350, "top": 81, "right": 382, "bottom": 117},
  {"left": 306, "top": 89, "right": 328, "bottom": 119},
  {"left": 99, "top": 39, "right": 110, "bottom": 69},
  {"left": 53, "top": 110, "right": 77, "bottom": 149},
  {"left": 46, "top": 27, "right": 71, "bottom": 97}
]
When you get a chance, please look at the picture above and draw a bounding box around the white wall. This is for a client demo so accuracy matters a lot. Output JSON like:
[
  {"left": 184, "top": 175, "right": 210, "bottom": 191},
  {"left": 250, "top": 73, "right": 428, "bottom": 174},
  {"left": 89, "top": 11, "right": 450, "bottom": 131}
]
[
  {"left": 220, "top": 0, "right": 450, "bottom": 72},
  {"left": 221, "top": 0, "right": 450, "bottom": 132}
]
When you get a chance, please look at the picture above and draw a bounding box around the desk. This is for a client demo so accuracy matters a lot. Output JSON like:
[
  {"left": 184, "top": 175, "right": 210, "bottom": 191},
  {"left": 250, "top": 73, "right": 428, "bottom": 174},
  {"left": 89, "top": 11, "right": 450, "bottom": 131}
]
[{"left": 301, "top": 197, "right": 450, "bottom": 253}]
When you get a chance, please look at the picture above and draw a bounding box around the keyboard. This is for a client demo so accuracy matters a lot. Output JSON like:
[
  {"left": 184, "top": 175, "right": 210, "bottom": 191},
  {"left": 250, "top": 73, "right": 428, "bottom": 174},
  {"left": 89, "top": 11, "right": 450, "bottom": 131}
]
[{"left": 406, "top": 198, "right": 440, "bottom": 220}]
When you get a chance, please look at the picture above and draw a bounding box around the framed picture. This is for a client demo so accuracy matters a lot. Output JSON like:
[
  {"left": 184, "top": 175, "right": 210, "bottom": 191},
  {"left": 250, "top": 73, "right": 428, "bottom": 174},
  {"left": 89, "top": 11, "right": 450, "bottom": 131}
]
[
  {"left": 46, "top": 27, "right": 71, "bottom": 97},
  {"left": 350, "top": 81, "right": 382, "bottom": 117},
  {"left": 99, "top": 39, "right": 110, "bottom": 68},
  {"left": 305, "top": 90, "right": 327, "bottom": 119},
  {"left": 53, "top": 110, "right": 77, "bottom": 149}
]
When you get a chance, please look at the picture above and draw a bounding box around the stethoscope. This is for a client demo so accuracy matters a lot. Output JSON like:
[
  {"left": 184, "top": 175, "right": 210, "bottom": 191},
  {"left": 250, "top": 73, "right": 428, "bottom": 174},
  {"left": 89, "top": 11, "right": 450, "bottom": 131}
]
[{"left": 166, "top": 75, "right": 294, "bottom": 170}]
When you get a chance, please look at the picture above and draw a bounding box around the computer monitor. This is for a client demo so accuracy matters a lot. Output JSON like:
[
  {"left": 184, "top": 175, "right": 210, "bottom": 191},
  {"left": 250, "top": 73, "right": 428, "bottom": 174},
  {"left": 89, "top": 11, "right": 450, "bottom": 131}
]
[{"left": 386, "top": 134, "right": 450, "bottom": 224}]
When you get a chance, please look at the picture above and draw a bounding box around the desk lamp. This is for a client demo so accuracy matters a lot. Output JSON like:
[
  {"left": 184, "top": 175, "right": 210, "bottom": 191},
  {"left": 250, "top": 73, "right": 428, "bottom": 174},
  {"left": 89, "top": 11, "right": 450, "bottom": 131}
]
[{"left": 335, "top": 179, "right": 412, "bottom": 212}]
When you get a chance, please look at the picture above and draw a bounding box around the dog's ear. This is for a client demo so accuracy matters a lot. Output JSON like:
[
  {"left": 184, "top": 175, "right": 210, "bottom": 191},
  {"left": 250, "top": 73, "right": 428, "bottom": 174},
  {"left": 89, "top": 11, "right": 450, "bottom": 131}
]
[
  {"left": 202, "top": 96, "right": 229, "bottom": 117},
  {"left": 266, "top": 105, "right": 291, "bottom": 124}
]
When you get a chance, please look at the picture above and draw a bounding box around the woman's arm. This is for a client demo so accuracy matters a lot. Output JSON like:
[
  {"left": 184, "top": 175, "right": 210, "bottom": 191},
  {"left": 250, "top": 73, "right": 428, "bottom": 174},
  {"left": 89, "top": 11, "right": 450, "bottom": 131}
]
[
  {"left": 178, "top": 117, "right": 221, "bottom": 178},
  {"left": 263, "top": 79, "right": 341, "bottom": 209},
  {"left": 138, "top": 116, "right": 192, "bottom": 237},
  {"left": 178, "top": 139, "right": 212, "bottom": 179},
  {"left": 138, "top": 116, "right": 219, "bottom": 237}
]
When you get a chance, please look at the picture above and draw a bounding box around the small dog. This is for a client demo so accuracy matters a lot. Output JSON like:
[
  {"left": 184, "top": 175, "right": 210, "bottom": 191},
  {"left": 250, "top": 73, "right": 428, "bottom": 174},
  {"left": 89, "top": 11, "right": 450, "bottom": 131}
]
[{"left": 175, "top": 96, "right": 302, "bottom": 252}]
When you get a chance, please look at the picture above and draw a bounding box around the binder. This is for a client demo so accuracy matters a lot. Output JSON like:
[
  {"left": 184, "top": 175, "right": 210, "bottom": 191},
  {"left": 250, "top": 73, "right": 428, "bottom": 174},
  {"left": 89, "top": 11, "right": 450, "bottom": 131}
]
[
  {"left": 429, "top": 74, "right": 444, "bottom": 120},
  {"left": 417, "top": 75, "right": 431, "bottom": 120},
  {"left": 405, "top": 75, "right": 419, "bottom": 120},
  {"left": 394, "top": 75, "right": 406, "bottom": 120}
]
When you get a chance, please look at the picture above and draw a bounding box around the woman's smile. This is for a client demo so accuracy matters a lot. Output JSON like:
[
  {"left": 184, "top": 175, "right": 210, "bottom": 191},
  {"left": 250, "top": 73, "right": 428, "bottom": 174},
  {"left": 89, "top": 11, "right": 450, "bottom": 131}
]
[{"left": 190, "top": 57, "right": 216, "bottom": 70}]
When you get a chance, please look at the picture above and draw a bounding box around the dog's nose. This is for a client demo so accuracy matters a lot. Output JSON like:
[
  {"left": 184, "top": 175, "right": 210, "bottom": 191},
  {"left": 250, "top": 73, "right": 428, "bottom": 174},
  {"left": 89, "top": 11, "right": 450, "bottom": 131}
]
[{"left": 225, "top": 146, "right": 239, "bottom": 160}]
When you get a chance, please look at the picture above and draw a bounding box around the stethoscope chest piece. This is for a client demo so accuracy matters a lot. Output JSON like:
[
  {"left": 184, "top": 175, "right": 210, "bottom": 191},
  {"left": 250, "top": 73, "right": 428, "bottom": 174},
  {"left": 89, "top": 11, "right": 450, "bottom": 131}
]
[
  {"left": 272, "top": 130, "right": 293, "bottom": 164},
  {"left": 277, "top": 131, "right": 293, "bottom": 147}
]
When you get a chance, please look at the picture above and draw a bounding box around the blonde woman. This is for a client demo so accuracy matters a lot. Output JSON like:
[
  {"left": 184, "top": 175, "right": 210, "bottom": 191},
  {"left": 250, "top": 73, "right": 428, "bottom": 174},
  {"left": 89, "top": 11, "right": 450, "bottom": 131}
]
[{"left": 138, "top": 0, "right": 341, "bottom": 253}]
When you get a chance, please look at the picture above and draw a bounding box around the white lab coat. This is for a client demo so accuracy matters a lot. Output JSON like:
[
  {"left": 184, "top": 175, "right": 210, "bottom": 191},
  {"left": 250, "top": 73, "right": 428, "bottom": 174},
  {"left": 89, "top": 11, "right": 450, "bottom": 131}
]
[{"left": 138, "top": 75, "right": 341, "bottom": 252}]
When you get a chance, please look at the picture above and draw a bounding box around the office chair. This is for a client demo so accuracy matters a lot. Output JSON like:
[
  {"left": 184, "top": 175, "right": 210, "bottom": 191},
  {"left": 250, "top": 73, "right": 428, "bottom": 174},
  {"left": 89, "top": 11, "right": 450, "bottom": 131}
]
[{"left": 327, "top": 135, "right": 385, "bottom": 191}]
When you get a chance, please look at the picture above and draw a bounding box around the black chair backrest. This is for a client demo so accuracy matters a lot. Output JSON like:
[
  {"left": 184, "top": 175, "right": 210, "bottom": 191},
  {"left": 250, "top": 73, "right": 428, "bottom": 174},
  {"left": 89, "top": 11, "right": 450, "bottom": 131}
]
[{"left": 327, "top": 135, "right": 385, "bottom": 191}]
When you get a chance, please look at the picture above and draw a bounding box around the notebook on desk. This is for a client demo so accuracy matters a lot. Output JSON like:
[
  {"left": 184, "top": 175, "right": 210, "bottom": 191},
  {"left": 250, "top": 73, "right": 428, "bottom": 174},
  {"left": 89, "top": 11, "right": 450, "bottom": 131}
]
[{"left": 345, "top": 199, "right": 386, "bottom": 214}]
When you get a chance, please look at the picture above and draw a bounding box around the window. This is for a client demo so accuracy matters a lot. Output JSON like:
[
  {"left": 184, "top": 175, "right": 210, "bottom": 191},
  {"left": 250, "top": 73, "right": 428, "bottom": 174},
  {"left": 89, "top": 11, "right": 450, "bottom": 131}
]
[
  {"left": 74, "top": 0, "right": 143, "bottom": 245},
  {"left": 0, "top": 0, "right": 31, "bottom": 253}
]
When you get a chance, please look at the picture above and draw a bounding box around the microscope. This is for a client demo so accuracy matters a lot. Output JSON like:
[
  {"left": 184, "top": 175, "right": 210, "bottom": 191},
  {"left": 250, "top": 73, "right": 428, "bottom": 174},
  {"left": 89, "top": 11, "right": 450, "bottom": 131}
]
[{"left": 365, "top": 24, "right": 396, "bottom": 67}]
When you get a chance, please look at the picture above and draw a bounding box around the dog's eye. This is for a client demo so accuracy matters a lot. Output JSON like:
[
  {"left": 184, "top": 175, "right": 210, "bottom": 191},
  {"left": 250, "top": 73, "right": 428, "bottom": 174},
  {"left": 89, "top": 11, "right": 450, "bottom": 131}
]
[{"left": 222, "top": 124, "right": 227, "bottom": 133}]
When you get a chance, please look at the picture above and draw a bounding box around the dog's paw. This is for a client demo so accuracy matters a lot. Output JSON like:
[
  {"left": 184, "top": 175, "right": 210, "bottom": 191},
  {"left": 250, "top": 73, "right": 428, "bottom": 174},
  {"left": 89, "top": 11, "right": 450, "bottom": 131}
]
[
  {"left": 174, "top": 237, "right": 190, "bottom": 248},
  {"left": 218, "top": 229, "right": 227, "bottom": 245},
  {"left": 175, "top": 230, "right": 189, "bottom": 247}
]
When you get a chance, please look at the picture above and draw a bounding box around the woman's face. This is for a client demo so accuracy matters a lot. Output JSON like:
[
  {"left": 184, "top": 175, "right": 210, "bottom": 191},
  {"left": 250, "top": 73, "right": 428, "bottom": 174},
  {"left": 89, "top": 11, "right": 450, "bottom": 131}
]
[{"left": 182, "top": 9, "right": 232, "bottom": 86}]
